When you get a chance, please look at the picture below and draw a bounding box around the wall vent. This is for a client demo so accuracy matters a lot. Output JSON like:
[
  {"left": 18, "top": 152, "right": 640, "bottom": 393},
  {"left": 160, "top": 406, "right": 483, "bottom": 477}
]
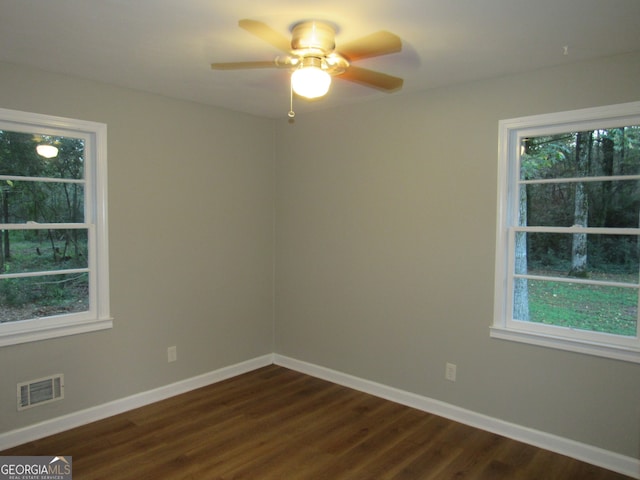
[{"left": 17, "top": 374, "right": 64, "bottom": 411}]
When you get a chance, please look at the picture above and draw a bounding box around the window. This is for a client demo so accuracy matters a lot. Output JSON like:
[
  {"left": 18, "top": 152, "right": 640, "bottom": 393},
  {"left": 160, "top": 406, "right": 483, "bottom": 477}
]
[
  {"left": 0, "top": 108, "right": 110, "bottom": 346},
  {"left": 492, "top": 102, "right": 640, "bottom": 363}
]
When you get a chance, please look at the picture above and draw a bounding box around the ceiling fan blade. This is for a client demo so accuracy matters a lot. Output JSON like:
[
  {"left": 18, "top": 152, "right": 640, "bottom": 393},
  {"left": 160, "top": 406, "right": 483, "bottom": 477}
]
[
  {"left": 211, "top": 61, "right": 279, "bottom": 70},
  {"left": 339, "top": 65, "right": 404, "bottom": 92},
  {"left": 239, "top": 19, "right": 292, "bottom": 53},
  {"left": 339, "top": 31, "right": 402, "bottom": 62}
]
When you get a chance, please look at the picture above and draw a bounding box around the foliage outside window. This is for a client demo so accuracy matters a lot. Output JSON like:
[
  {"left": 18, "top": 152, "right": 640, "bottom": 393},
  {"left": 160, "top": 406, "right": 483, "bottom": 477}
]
[
  {"left": 492, "top": 102, "right": 640, "bottom": 363},
  {"left": 0, "top": 108, "right": 110, "bottom": 346}
]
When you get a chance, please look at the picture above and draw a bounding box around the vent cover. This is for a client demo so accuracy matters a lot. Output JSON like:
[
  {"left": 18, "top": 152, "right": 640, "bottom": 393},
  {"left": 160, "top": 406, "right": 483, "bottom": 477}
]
[{"left": 17, "top": 374, "right": 64, "bottom": 410}]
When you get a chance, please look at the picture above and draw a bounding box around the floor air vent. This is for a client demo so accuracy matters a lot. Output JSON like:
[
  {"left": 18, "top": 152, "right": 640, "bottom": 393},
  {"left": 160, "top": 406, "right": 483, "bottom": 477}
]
[{"left": 18, "top": 374, "right": 64, "bottom": 410}]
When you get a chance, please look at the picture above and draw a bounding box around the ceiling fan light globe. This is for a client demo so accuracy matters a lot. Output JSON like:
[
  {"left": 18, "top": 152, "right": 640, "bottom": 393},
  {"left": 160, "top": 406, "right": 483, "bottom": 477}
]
[{"left": 291, "top": 66, "right": 331, "bottom": 99}]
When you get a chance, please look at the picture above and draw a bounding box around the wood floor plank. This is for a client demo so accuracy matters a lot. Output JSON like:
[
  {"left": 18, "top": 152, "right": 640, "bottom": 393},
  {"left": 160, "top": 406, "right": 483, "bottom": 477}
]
[{"left": 1, "top": 365, "right": 633, "bottom": 479}]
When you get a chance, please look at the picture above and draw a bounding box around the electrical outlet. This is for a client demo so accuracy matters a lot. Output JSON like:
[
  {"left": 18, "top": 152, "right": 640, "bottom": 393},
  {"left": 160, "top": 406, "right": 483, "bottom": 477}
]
[
  {"left": 167, "top": 346, "right": 177, "bottom": 363},
  {"left": 445, "top": 362, "right": 457, "bottom": 382}
]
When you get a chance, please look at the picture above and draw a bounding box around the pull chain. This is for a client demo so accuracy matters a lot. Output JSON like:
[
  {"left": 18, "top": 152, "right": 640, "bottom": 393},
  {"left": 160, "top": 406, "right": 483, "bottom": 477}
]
[{"left": 288, "top": 78, "right": 295, "bottom": 118}]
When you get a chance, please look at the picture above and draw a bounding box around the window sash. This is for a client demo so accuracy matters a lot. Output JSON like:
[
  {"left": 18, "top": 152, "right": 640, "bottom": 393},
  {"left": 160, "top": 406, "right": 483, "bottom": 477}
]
[
  {"left": 0, "top": 175, "right": 85, "bottom": 184},
  {"left": 0, "top": 224, "right": 92, "bottom": 279},
  {"left": 504, "top": 228, "right": 640, "bottom": 349},
  {"left": 519, "top": 174, "right": 640, "bottom": 185}
]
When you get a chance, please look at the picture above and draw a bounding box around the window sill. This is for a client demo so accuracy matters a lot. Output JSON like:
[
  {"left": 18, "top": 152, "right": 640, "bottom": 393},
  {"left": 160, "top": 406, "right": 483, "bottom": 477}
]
[
  {"left": 490, "top": 326, "right": 640, "bottom": 364},
  {"left": 0, "top": 317, "right": 113, "bottom": 347}
]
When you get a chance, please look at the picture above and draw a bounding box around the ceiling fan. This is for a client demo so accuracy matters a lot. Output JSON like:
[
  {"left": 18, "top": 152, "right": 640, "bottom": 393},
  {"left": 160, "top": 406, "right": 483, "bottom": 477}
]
[{"left": 211, "top": 19, "right": 404, "bottom": 103}]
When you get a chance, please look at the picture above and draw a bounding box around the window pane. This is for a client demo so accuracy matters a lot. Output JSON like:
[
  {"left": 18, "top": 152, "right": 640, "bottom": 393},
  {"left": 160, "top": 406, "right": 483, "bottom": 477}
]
[
  {"left": 521, "top": 126, "right": 640, "bottom": 180},
  {"left": 515, "top": 232, "right": 639, "bottom": 283},
  {"left": 0, "top": 130, "right": 85, "bottom": 180},
  {"left": 1, "top": 181, "right": 85, "bottom": 224},
  {"left": 0, "top": 272, "right": 89, "bottom": 323},
  {"left": 523, "top": 180, "right": 640, "bottom": 228},
  {"left": 513, "top": 279, "right": 638, "bottom": 336},
  {"left": 0, "top": 229, "right": 88, "bottom": 274}
]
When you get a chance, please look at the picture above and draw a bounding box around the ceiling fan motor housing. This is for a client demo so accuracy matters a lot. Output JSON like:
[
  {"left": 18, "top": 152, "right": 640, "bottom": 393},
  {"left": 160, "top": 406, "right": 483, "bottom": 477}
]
[
  {"left": 291, "top": 21, "right": 336, "bottom": 56},
  {"left": 290, "top": 21, "right": 349, "bottom": 75}
]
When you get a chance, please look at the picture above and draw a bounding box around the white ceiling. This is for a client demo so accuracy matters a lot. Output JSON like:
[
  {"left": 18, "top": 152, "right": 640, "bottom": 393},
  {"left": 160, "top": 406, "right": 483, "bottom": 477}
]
[{"left": 1, "top": 0, "right": 639, "bottom": 119}]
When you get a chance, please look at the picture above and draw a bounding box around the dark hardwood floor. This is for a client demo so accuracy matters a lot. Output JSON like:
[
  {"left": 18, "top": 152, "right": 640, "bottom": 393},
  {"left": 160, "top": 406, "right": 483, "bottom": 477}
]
[{"left": 1, "top": 365, "right": 633, "bottom": 479}]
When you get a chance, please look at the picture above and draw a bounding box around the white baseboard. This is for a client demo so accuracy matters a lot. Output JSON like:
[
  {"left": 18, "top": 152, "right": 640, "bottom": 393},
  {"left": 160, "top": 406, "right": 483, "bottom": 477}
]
[
  {"left": 2, "top": 352, "right": 637, "bottom": 479},
  {"left": 0, "top": 354, "right": 273, "bottom": 451},
  {"left": 274, "top": 354, "right": 640, "bottom": 479}
]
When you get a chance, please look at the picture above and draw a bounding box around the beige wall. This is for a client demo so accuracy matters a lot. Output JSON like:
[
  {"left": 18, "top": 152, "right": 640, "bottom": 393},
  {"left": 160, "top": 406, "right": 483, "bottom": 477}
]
[
  {"left": 0, "top": 62, "right": 275, "bottom": 433},
  {"left": 274, "top": 52, "right": 640, "bottom": 458}
]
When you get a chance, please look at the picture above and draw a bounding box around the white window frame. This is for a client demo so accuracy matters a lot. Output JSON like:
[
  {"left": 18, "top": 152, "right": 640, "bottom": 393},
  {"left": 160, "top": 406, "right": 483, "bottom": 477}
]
[
  {"left": 492, "top": 101, "right": 640, "bottom": 364},
  {"left": 0, "top": 108, "right": 111, "bottom": 346}
]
